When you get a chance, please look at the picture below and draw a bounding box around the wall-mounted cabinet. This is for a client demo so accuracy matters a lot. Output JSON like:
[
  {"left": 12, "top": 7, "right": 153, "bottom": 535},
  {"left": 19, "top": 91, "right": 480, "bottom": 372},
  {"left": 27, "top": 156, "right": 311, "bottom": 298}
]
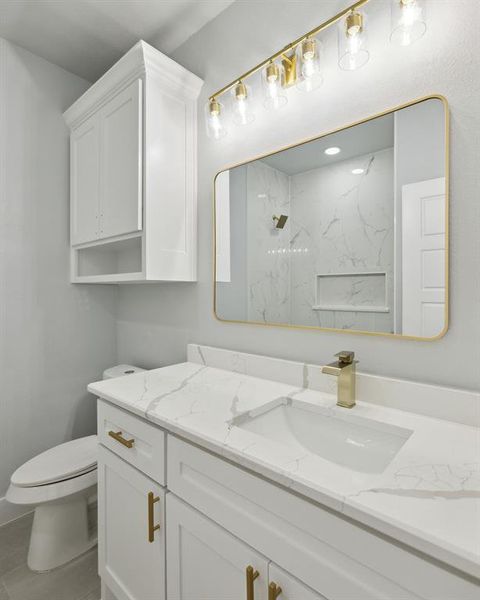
[{"left": 64, "top": 40, "right": 203, "bottom": 283}]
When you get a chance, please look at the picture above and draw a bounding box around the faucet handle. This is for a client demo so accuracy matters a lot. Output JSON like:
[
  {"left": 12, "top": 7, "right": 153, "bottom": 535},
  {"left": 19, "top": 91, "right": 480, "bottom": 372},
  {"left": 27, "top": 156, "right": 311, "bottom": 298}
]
[{"left": 335, "top": 350, "right": 355, "bottom": 365}]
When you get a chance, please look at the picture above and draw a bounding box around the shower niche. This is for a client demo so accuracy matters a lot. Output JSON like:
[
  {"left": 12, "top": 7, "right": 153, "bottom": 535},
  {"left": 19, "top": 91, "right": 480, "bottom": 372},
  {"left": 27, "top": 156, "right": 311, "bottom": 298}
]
[{"left": 313, "top": 272, "right": 388, "bottom": 313}]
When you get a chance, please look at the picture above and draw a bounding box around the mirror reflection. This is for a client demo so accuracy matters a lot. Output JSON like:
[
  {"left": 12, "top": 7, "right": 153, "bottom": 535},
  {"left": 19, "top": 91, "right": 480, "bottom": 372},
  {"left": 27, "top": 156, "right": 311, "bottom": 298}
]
[{"left": 215, "top": 97, "right": 448, "bottom": 338}]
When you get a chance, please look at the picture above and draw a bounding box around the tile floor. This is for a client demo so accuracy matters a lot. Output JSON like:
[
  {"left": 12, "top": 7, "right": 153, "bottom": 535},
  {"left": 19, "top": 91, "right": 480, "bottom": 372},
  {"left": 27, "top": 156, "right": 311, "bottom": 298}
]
[{"left": 0, "top": 513, "right": 100, "bottom": 600}]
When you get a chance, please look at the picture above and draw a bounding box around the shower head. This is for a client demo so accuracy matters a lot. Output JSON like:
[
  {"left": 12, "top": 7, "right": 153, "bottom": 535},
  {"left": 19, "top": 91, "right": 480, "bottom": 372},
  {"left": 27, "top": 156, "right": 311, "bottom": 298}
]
[{"left": 272, "top": 214, "right": 288, "bottom": 229}]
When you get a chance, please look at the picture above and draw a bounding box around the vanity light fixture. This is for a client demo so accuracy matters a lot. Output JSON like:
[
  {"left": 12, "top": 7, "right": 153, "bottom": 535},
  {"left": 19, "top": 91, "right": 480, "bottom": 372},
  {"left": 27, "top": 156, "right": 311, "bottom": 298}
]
[
  {"left": 338, "top": 9, "right": 370, "bottom": 71},
  {"left": 390, "top": 0, "right": 427, "bottom": 46},
  {"left": 231, "top": 81, "right": 255, "bottom": 125},
  {"left": 205, "top": 0, "right": 432, "bottom": 141},
  {"left": 352, "top": 167, "right": 365, "bottom": 174},
  {"left": 263, "top": 61, "right": 288, "bottom": 110},
  {"left": 205, "top": 98, "right": 227, "bottom": 140},
  {"left": 325, "top": 146, "right": 341, "bottom": 155},
  {"left": 297, "top": 37, "right": 323, "bottom": 92}
]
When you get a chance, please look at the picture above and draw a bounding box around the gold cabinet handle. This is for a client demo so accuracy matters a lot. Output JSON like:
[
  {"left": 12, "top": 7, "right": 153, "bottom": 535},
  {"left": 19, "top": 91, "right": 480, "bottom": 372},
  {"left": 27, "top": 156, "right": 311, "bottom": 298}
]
[
  {"left": 108, "top": 430, "right": 134, "bottom": 449},
  {"left": 147, "top": 492, "right": 160, "bottom": 543},
  {"left": 246, "top": 565, "right": 260, "bottom": 600},
  {"left": 269, "top": 582, "right": 282, "bottom": 600}
]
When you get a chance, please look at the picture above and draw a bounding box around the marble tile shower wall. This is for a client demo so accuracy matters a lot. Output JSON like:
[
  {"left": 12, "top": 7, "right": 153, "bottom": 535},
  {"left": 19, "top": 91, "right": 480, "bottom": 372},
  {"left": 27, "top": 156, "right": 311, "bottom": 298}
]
[
  {"left": 246, "top": 162, "right": 292, "bottom": 323},
  {"left": 290, "top": 148, "right": 395, "bottom": 332},
  {"left": 242, "top": 149, "right": 394, "bottom": 332}
]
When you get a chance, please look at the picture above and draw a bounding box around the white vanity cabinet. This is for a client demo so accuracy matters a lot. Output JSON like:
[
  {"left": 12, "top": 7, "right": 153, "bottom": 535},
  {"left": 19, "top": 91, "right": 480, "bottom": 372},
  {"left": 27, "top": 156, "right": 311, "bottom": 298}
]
[
  {"left": 96, "top": 400, "right": 479, "bottom": 600},
  {"left": 167, "top": 494, "right": 269, "bottom": 600},
  {"left": 166, "top": 493, "right": 323, "bottom": 600},
  {"left": 268, "top": 564, "right": 326, "bottom": 600},
  {"left": 166, "top": 436, "right": 479, "bottom": 600},
  {"left": 98, "top": 446, "right": 165, "bottom": 600},
  {"left": 64, "top": 40, "right": 203, "bottom": 283}
]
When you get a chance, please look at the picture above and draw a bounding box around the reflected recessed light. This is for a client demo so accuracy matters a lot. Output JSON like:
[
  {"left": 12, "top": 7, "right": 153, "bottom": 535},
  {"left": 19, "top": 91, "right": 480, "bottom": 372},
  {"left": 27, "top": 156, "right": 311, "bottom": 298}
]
[
  {"left": 352, "top": 168, "right": 365, "bottom": 175},
  {"left": 324, "top": 146, "right": 341, "bottom": 155}
]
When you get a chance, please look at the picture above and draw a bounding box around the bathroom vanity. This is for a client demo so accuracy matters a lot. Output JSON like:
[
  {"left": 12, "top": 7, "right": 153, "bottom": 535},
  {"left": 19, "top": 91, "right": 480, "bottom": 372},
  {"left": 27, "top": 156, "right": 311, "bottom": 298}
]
[{"left": 90, "top": 344, "right": 480, "bottom": 600}]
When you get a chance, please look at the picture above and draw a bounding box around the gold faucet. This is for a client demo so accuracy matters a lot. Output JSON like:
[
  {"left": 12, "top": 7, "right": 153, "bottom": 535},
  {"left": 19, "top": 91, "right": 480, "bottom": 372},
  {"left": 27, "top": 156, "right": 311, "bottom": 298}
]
[{"left": 322, "top": 351, "right": 358, "bottom": 409}]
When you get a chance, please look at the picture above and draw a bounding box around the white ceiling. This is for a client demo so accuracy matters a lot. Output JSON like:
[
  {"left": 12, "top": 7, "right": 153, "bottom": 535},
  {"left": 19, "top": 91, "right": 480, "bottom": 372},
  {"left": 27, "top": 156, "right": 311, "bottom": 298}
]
[
  {"left": 0, "top": 0, "right": 235, "bottom": 81},
  {"left": 261, "top": 114, "right": 394, "bottom": 175}
]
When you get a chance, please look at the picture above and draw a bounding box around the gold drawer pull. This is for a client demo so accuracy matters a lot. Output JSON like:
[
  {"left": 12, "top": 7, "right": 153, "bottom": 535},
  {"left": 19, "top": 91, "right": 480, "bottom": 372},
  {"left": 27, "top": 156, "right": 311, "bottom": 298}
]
[
  {"left": 269, "top": 582, "right": 282, "bottom": 600},
  {"left": 246, "top": 565, "right": 260, "bottom": 600},
  {"left": 108, "top": 430, "right": 134, "bottom": 449},
  {"left": 147, "top": 492, "right": 160, "bottom": 543}
]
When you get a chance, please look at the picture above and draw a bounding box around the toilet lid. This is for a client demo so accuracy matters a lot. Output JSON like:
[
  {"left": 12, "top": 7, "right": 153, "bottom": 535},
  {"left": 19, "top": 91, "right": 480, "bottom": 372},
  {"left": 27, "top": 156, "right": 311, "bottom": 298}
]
[{"left": 11, "top": 435, "right": 97, "bottom": 487}]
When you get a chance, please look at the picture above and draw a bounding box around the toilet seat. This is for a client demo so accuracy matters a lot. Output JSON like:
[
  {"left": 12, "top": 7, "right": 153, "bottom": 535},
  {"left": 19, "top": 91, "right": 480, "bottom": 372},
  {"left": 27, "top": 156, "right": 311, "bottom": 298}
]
[
  {"left": 7, "top": 468, "right": 97, "bottom": 505},
  {"left": 11, "top": 435, "right": 97, "bottom": 488},
  {"left": 7, "top": 435, "right": 98, "bottom": 506}
]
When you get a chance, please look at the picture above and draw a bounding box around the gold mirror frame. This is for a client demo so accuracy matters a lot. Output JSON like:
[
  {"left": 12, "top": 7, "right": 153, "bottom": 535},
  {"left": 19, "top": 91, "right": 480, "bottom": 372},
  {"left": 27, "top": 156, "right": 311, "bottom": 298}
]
[{"left": 213, "top": 94, "right": 449, "bottom": 341}]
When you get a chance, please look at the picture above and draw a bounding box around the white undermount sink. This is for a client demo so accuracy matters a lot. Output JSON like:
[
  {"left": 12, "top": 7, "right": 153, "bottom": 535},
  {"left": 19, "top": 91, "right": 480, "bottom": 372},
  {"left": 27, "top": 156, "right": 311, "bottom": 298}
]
[{"left": 232, "top": 398, "right": 413, "bottom": 473}]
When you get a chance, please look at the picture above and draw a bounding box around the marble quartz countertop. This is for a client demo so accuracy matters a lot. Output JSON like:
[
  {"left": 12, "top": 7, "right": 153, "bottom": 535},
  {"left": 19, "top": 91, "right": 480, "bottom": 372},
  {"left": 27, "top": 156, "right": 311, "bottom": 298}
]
[{"left": 88, "top": 361, "right": 480, "bottom": 579}]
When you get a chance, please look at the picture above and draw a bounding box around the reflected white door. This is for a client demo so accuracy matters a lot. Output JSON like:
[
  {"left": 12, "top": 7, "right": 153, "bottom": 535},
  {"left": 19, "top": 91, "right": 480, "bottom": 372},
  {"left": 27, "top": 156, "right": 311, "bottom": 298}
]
[{"left": 402, "top": 177, "right": 446, "bottom": 337}]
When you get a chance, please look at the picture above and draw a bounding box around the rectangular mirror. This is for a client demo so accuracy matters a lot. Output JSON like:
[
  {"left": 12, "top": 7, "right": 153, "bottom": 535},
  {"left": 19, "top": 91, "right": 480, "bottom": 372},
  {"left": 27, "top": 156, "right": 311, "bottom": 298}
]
[{"left": 214, "top": 96, "right": 449, "bottom": 339}]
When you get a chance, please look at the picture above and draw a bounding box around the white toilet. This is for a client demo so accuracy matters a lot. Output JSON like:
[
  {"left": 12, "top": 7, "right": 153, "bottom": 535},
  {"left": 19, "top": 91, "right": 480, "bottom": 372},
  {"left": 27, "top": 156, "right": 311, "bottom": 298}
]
[{"left": 6, "top": 364, "right": 145, "bottom": 572}]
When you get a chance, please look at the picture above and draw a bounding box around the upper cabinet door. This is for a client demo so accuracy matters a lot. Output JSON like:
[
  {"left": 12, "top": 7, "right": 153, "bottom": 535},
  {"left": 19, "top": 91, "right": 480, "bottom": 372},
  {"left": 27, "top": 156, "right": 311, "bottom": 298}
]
[
  {"left": 71, "top": 114, "right": 100, "bottom": 245},
  {"left": 99, "top": 79, "right": 143, "bottom": 240}
]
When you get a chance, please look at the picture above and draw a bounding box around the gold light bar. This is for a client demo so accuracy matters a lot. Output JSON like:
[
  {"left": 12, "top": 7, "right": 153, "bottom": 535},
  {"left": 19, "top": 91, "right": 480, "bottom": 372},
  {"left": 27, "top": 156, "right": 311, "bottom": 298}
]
[{"left": 208, "top": 0, "right": 371, "bottom": 102}]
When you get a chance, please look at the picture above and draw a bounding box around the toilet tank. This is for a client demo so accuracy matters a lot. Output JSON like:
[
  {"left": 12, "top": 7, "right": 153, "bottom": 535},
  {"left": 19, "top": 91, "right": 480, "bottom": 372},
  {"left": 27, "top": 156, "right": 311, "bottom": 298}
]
[{"left": 102, "top": 365, "right": 145, "bottom": 380}]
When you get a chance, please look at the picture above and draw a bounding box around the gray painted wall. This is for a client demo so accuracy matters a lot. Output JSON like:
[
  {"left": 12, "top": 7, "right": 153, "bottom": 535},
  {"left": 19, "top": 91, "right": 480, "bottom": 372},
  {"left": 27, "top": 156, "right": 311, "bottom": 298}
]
[
  {"left": 116, "top": 0, "right": 480, "bottom": 391},
  {"left": 0, "top": 39, "right": 117, "bottom": 501}
]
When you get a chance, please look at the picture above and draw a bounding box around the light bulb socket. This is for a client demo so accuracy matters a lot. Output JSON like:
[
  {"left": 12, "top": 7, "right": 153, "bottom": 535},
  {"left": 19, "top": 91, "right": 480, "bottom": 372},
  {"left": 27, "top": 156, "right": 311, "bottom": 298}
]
[
  {"left": 302, "top": 38, "right": 316, "bottom": 61},
  {"left": 266, "top": 62, "right": 279, "bottom": 83},
  {"left": 209, "top": 99, "right": 221, "bottom": 116},
  {"left": 400, "top": 0, "right": 416, "bottom": 5},
  {"left": 346, "top": 11, "right": 363, "bottom": 36},
  {"left": 234, "top": 82, "right": 247, "bottom": 100}
]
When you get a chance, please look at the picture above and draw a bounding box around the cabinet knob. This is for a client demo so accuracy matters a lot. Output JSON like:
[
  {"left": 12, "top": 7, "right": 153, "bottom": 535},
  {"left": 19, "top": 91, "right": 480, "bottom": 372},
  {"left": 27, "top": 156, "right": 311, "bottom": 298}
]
[{"left": 246, "top": 565, "right": 260, "bottom": 600}]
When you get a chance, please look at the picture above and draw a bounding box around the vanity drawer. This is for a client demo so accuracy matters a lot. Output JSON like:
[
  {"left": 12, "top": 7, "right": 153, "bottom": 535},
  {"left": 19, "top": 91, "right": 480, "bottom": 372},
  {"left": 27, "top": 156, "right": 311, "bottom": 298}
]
[
  {"left": 167, "top": 436, "right": 478, "bottom": 600},
  {"left": 97, "top": 400, "right": 165, "bottom": 485}
]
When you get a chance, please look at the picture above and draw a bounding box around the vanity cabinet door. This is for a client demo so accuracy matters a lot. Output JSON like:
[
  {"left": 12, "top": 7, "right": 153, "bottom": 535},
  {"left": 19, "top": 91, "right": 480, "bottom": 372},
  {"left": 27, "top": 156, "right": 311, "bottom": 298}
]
[
  {"left": 98, "top": 445, "right": 165, "bottom": 600},
  {"left": 99, "top": 78, "right": 143, "bottom": 241},
  {"left": 167, "top": 494, "right": 268, "bottom": 600},
  {"left": 70, "top": 113, "right": 100, "bottom": 245},
  {"left": 268, "top": 563, "right": 326, "bottom": 600}
]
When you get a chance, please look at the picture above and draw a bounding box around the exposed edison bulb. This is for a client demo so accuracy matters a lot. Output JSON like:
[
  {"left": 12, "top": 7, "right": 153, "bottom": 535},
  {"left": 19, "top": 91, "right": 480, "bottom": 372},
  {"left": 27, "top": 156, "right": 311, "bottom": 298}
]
[
  {"left": 231, "top": 81, "right": 255, "bottom": 126},
  {"left": 297, "top": 37, "right": 323, "bottom": 93},
  {"left": 263, "top": 61, "right": 287, "bottom": 110},
  {"left": 338, "top": 10, "right": 370, "bottom": 71},
  {"left": 205, "top": 98, "right": 227, "bottom": 140},
  {"left": 390, "top": 0, "right": 427, "bottom": 46}
]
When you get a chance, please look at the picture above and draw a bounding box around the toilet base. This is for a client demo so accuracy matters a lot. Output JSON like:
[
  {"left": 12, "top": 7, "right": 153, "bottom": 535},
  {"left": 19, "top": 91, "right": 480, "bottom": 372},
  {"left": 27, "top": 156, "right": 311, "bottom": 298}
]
[{"left": 28, "top": 496, "right": 97, "bottom": 572}]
